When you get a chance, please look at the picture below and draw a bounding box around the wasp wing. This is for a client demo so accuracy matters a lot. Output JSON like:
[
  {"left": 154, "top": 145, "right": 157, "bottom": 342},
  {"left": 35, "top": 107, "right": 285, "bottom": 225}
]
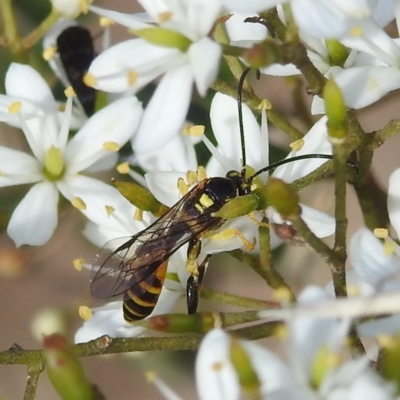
[{"left": 91, "top": 184, "right": 223, "bottom": 300}]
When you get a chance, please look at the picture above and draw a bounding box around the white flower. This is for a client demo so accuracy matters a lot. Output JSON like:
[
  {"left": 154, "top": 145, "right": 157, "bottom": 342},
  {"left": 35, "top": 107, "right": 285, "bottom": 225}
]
[
  {"left": 87, "top": 0, "right": 223, "bottom": 153},
  {"left": 0, "top": 63, "right": 142, "bottom": 247},
  {"left": 51, "top": 0, "right": 92, "bottom": 17}
]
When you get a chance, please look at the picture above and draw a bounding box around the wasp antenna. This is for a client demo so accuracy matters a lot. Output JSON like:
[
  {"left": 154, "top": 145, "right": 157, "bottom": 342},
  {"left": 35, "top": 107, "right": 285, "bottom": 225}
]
[
  {"left": 250, "top": 154, "right": 333, "bottom": 180},
  {"left": 237, "top": 68, "right": 253, "bottom": 173}
]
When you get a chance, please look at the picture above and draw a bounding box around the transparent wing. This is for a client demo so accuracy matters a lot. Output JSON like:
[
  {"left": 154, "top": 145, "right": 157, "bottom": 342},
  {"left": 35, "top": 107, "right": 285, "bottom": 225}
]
[{"left": 90, "top": 186, "right": 223, "bottom": 300}]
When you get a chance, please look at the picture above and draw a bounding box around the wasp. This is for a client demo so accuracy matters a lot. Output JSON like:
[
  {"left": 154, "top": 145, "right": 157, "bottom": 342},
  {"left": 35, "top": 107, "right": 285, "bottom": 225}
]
[{"left": 90, "top": 69, "right": 333, "bottom": 322}]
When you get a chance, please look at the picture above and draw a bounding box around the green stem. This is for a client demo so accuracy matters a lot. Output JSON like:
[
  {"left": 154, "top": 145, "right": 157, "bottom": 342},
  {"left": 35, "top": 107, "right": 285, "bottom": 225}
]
[
  {"left": 24, "top": 364, "right": 44, "bottom": 400},
  {"left": 22, "top": 9, "right": 61, "bottom": 49},
  {"left": 229, "top": 249, "right": 296, "bottom": 302},
  {"left": 201, "top": 287, "right": 278, "bottom": 309},
  {"left": 0, "top": 0, "right": 27, "bottom": 61}
]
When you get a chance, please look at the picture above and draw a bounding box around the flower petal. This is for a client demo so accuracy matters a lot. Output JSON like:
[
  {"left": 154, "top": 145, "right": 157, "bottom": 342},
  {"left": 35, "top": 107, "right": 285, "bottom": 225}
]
[
  {"left": 7, "top": 182, "right": 59, "bottom": 247},
  {"left": 145, "top": 171, "right": 184, "bottom": 207},
  {"left": 189, "top": 37, "right": 221, "bottom": 96},
  {"left": 133, "top": 65, "right": 193, "bottom": 153},
  {"left": 388, "top": 168, "right": 400, "bottom": 238},
  {"left": 65, "top": 97, "right": 143, "bottom": 173},
  {"left": 0, "top": 146, "right": 42, "bottom": 187}
]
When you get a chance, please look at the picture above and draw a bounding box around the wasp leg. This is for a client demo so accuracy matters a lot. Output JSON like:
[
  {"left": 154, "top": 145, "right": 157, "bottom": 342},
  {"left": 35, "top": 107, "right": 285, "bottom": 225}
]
[
  {"left": 207, "top": 228, "right": 257, "bottom": 251},
  {"left": 247, "top": 211, "right": 270, "bottom": 228},
  {"left": 186, "top": 253, "right": 211, "bottom": 314}
]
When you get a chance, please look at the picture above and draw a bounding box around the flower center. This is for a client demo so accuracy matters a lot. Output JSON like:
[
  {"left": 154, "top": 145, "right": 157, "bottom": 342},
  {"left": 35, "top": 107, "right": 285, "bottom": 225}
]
[{"left": 43, "top": 146, "right": 65, "bottom": 181}]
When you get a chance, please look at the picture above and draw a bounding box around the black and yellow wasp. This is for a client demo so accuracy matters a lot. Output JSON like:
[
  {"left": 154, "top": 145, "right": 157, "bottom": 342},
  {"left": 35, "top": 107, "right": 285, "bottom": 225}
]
[{"left": 90, "top": 69, "right": 332, "bottom": 323}]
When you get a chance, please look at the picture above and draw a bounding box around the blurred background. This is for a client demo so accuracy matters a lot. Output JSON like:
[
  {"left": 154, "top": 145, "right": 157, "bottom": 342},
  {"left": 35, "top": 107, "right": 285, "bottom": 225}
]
[{"left": 1, "top": 1, "right": 400, "bottom": 398}]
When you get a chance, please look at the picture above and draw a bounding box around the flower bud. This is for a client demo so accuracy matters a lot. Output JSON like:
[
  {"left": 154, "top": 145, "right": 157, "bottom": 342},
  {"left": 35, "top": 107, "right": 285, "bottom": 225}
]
[
  {"left": 324, "top": 77, "right": 347, "bottom": 142},
  {"left": 43, "top": 333, "right": 96, "bottom": 400},
  {"left": 114, "top": 181, "right": 168, "bottom": 217},
  {"left": 325, "top": 39, "right": 348, "bottom": 67},
  {"left": 264, "top": 178, "right": 301, "bottom": 220},
  {"left": 133, "top": 28, "right": 191, "bottom": 52}
]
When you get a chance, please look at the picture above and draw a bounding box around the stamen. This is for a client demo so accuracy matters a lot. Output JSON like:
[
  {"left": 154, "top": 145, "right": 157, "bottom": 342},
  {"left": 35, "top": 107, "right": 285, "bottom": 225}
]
[
  {"left": 99, "top": 17, "right": 115, "bottom": 27},
  {"left": 127, "top": 70, "right": 138, "bottom": 86},
  {"left": 8, "top": 101, "right": 21, "bottom": 114},
  {"left": 178, "top": 178, "right": 189, "bottom": 196},
  {"left": 43, "top": 46, "right": 57, "bottom": 61},
  {"left": 197, "top": 166, "right": 207, "bottom": 181},
  {"left": 73, "top": 258, "right": 84, "bottom": 271},
  {"left": 290, "top": 139, "right": 304, "bottom": 151},
  {"left": 79, "top": 305, "right": 93, "bottom": 321},
  {"left": 105, "top": 205, "right": 115, "bottom": 217},
  {"left": 79, "top": 0, "right": 91, "bottom": 13},
  {"left": 273, "top": 287, "right": 292, "bottom": 302},
  {"left": 188, "top": 125, "right": 205, "bottom": 136},
  {"left": 374, "top": 228, "right": 388, "bottom": 239},
  {"left": 274, "top": 324, "right": 288, "bottom": 340},
  {"left": 134, "top": 208, "right": 143, "bottom": 221},
  {"left": 83, "top": 73, "right": 97, "bottom": 87},
  {"left": 257, "top": 99, "right": 271, "bottom": 110},
  {"left": 103, "top": 141, "right": 120, "bottom": 152},
  {"left": 185, "top": 170, "right": 197, "bottom": 185},
  {"left": 145, "top": 371, "right": 183, "bottom": 400},
  {"left": 71, "top": 197, "right": 87, "bottom": 210},
  {"left": 58, "top": 93, "right": 74, "bottom": 149},
  {"left": 158, "top": 12, "right": 172, "bottom": 23},
  {"left": 117, "top": 162, "right": 130, "bottom": 174},
  {"left": 64, "top": 86, "right": 76, "bottom": 98}
]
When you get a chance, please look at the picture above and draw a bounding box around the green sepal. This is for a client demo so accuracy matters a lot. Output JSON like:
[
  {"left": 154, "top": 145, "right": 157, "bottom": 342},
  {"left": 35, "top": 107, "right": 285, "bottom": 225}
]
[
  {"left": 133, "top": 27, "right": 192, "bottom": 52},
  {"left": 114, "top": 181, "right": 168, "bottom": 217},
  {"left": 213, "top": 194, "right": 259, "bottom": 219}
]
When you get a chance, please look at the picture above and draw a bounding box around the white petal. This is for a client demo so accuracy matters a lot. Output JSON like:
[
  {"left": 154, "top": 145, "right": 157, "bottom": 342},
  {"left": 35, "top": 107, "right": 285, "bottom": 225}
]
[
  {"left": 350, "top": 227, "right": 400, "bottom": 288},
  {"left": 74, "top": 302, "right": 138, "bottom": 343},
  {"left": 210, "top": 93, "right": 268, "bottom": 173},
  {"left": 88, "top": 39, "right": 181, "bottom": 92},
  {"left": 260, "top": 63, "right": 301, "bottom": 76},
  {"left": 5, "top": 63, "right": 57, "bottom": 114},
  {"left": 195, "top": 329, "right": 240, "bottom": 400},
  {"left": 51, "top": 0, "right": 81, "bottom": 17},
  {"left": 219, "top": 0, "right": 285, "bottom": 12},
  {"left": 311, "top": 95, "right": 326, "bottom": 115},
  {"left": 273, "top": 116, "right": 331, "bottom": 182},
  {"left": 332, "top": 66, "right": 400, "bottom": 109},
  {"left": 57, "top": 175, "right": 138, "bottom": 231},
  {"left": 388, "top": 168, "right": 400, "bottom": 238},
  {"left": 145, "top": 171, "right": 184, "bottom": 207},
  {"left": 65, "top": 97, "right": 143, "bottom": 173},
  {"left": 0, "top": 146, "right": 42, "bottom": 186},
  {"left": 300, "top": 204, "right": 335, "bottom": 238},
  {"left": 7, "top": 182, "right": 59, "bottom": 247},
  {"left": 89, "top": 5, "right": 152, "bottom": 29},
  {"left": 133, "top": 65, "right": 193, "bottom": 153},
  {"left": 189, "top": 38, "right": 221, "bottom": 96},
  {"left": 136, "top": 134, "right": 198, "bottom": 172},
  {"left": 226, "top": 12, "right": 268, "bottom": 43}
]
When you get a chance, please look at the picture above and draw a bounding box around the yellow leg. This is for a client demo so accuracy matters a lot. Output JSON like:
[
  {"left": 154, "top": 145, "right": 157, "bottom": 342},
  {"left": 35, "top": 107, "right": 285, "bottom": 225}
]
[
  {"left": 247, "top": 211, "right": 270, "bottom": 228},
  {"left": 208, "top": 228, "right": 256, "bottom": 251}
]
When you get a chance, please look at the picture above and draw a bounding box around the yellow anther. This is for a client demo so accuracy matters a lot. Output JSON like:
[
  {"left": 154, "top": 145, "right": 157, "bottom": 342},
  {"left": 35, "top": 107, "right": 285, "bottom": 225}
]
[
  {"left": 79, "top": 305, "right": 93, "bottom": 321},
  {"left": 8, "top": 101, "right": 22, "bottom": 114},
  {"left": 83, "top": 73, "right": 97, "bottom": 87},
  {"left": 99, "top": 17, "right": 115, "bottom": 27},
  {"left": 274, "top": 324, "right": 288, "bottom": 340},
  {"left": 79, "top": 0, "right": 91, "bottom": 13},
  {"left": 182, "top": 124, "right": 191, "bottom": 135},
  {"left": 0, "top": 170, "right": 3, "bottom": 177},
  {"left": 158, "top": 11, "right": 172, "bottom": 23},
  {"left": 290, "top": 139, "right": 305, "bottom": 152},
  {"left": 116, "top": 162, "right": 130, "bottom": 174},
  {"left": 145, "top": 370, "right": 157, "bottom": 383},
  {"left": 103, "top": 142, "right": 120, "bottom": 151},
  {"left": 347, "top": 284, "right": 361, "bottom": 296},
  {"left": 383, "top": 239, "right": 396, "bottom": 256},
  {"left": 105, "top": 205, "right": 115, "bottom": 216},
  {"left": 73, "top": 258, "right": 84, "bottom": 271},
  {"left": 350, "top": 26, "right": 363, "bottom": 37},
  {"left": 273, "top": 287, "right": 293, "bottom": 302},
  {"left": 197, "top": 166, "right": 207, "bottom": 181},
  {"left": 127, "top": 70, "right": 138, "bottom": 86},
  {"left": 257, "top": 98, "right": 272, "bottom": 110},
  {"left": 43, "top": 46, "right": 57, "bottom": 61},
  {"left": 64, "top": 86, "right": 76, "bottom": 97},
  {"left": 134, "top": 208, "right": 143, "bottom": 221},
  {"left": 377, "top": 334, "right": 397, "bottom": 349},
  {"left": 189, "top": 125, "right": 205, "bottom": 137},
  {"left": 178, "top": 178, "right": 189, "bottom": 196},
  {"left": 186, "top": 170, "right": 197, "bottom": 185},
  {"left": 209, "top": 228, "right": 256, "bottom": 251},
  {"left": 374, "top": 228, "right": 388, "bottom": 239},
  {"left": 71, "top": 197, "right": 87, "bottom": 210}
]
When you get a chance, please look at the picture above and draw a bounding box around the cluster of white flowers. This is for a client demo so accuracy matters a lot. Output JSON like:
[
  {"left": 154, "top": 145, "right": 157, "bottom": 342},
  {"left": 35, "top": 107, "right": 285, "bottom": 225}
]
[{"left": 2, "top": 0, "right": 400, "bottom": 397}]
